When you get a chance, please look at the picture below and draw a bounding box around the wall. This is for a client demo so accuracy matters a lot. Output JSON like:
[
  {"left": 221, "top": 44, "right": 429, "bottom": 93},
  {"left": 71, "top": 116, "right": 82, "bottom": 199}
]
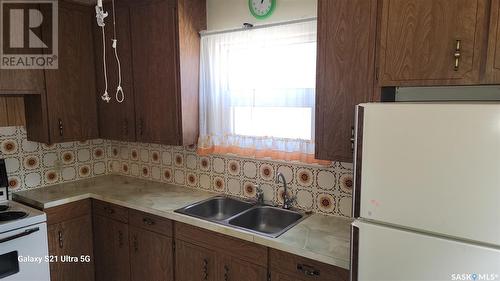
[
  {"left": 107, "top": 140, "right": 353, "bottom": 218},
  {"left": 0, "top": 97, "right": 25, "bottom": 127},
  {"left": 0, "top": 127, "right": 107, "bottom": 191},
  {"left": 206, "top": 0, "right": 317, "bottom": 30},
  {"left": 0, "top": 126, "right": 353, "bottom": 218}
]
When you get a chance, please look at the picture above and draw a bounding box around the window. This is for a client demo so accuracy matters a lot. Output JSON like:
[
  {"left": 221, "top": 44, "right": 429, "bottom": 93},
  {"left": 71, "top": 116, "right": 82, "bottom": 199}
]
[{"left": 198, "top": 20, "right": 325, "bottom": 164}]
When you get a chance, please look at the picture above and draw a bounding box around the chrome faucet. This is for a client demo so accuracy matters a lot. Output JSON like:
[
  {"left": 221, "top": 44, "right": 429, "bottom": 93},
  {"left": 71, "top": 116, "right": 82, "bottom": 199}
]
[
  {"left": 276, "top": 172, "right": 295, "bottom": 209},
  {"left": 255, "top": 186, "right": 264, "bottom": 205}
]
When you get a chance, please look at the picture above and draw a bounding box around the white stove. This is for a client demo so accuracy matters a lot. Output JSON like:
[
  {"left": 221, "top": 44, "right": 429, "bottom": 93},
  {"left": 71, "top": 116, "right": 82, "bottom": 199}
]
[
  {"left": 0, "top": 200, "right": 47, "bottom": 234},
  {"left": 0, "top": 159, "right": 50, "bottom": 281}
]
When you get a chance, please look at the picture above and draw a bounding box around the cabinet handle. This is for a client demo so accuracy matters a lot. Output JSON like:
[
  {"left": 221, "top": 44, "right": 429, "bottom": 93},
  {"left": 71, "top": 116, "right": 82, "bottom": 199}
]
[
  {"left": 350, "top": 126, "right": 355, "bottom": 152},
  {"left": 133, "top": 235, "right": 138, "bottom": 252},
  {"left": 142, "top": 217, "right": 155, "bottom": 226},
  {"left": 202, "top": 258, "right": 209, "bottom": 280},
  {"left": 103, "top": 206, "right": 115, "bottom": 214},
  {"left": 453, "top": 40, "right": 461, "bottom": 71},
  {"left": 138, "top": 118, "right": 144, "bottom": 136},
  {"left": 58, "top": 119, "right": 63, "bottom": 136},
  {"left": 58, "top": 230, "right": 63, "bottom": 249},
  {"left": 224, "top": 265, "right": 229, "bottom": 281},
  {"left": 297, "top": 264, "right": 320, "bottom": 277},
  {"left": 118, "top": 230, "right": 124, "bottom": 248}
]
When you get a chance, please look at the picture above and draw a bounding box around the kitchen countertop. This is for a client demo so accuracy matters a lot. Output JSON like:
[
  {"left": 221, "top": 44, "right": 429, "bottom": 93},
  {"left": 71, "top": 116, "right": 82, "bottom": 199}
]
[{"left": 13, "top": 175, "right": 352, "bottom": 269}]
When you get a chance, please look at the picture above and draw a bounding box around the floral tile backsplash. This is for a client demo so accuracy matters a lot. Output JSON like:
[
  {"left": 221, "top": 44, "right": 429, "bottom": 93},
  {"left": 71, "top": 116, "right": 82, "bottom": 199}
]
[
  {"left": 0, "top": 127, "right": 107, "bottom": 191},
  {"left": 106, "top": 141, "right": 354, "bottom": 218},
  {"left": 0, "top": 126, "right": 353, "bottom": 218}
]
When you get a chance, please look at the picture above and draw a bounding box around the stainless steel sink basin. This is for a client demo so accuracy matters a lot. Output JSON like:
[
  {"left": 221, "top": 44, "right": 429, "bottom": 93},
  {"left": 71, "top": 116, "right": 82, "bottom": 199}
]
[
  {"left": 228, "top": 206, "right": 304, "bottom": 237},
  {"left": 175, "top": 196, "right": 253, "bottom": 221},
  {"left": 175, "top": 196, "right": 307, "bottom": 238}
]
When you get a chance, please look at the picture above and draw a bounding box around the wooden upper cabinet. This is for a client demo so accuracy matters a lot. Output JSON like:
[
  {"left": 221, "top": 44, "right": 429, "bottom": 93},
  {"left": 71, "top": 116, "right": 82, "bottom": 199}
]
[
  {"left": 130, "top": 0, "right": 180, "bottom": 145},
  {"left": 485, "top": 0, "right": 500, "bottom": 83},
  {"left": 94, "top": 1, "right": 136, "bottom": 141},
  {"left": 129, "top": 0, "right": 206, "bottom": 146},
  {"left": 25, "top": 1, "right": 98, "bottom": 143},
  {"left": 378, "top": 0, "right": 489, "bottom": 86},
  {"left": 315, "top": 0, "right": 378, "bottom": 162}
]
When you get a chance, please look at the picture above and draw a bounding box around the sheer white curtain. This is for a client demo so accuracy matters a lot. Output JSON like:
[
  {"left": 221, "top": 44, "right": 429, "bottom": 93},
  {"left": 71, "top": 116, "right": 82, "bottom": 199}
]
[{"left": 198, "top": 20, "right": 327, "bottom": 164}]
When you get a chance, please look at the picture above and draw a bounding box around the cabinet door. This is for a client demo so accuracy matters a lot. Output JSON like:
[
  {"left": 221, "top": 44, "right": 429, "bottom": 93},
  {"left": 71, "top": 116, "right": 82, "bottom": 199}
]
[
  {"left": 315, "top": 0, "right": 378, "bottom": 162},
  {"left": 485, "top": 0, "right": 500, "bottom": 83},
  {"left": 378, "top": 0, "right": 488, "bottom": 86},
  {"left": 130, "top": 0, "right": 180, "bottom": 145},
  {"left": 129, "top": 226, "right": 174, "bottom": 281},
  {"left": 94, "top": 1, "right": 136, "bottom": 141},
  {"left": 220, "top": 256, "right": 267, "bottom": 281},
  {"left": 44, "top": 2, "right": 98, "bottom": 142},
  {"left": 93, "top": 215, "right": 130, "bottom": 281},
  {"left": 48, "top": 216, "right": 95, "bottom": 281},
  {"left": 175, "top": 240, "right": 217, "bottom": 281}
]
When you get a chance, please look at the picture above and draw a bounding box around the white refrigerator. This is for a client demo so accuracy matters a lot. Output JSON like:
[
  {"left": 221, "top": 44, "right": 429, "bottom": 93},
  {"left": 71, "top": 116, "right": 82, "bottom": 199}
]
[{"left": 351, "top": 103, "right": 500, "bottom": 281}]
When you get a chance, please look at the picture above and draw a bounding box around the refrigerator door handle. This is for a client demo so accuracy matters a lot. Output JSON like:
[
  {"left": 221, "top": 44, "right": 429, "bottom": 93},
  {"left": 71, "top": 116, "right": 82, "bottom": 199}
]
[
  {"left": 350, "top": 222, "right": 360, "bottom": 281},
  {"left": 353, "top": 105, "right": 364, "bottom": 218}
]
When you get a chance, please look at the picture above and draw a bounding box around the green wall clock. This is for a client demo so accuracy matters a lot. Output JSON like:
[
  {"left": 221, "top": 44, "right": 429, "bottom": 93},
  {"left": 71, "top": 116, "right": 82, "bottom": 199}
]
[{"left": 249, "top": 0, "right": 276, "bottom": 20}]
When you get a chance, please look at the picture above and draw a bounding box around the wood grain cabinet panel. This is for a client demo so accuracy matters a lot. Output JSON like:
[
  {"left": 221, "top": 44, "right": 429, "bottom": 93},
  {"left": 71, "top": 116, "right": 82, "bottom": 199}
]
[
  {"left": 94, "top": 0, "right": 205, "bottom": 146},
  {"left": 25, "top": 1, "right": 98, "bottom": 143},
  {"left": 378, "top": 0, "right": 489, "bottom": 86},
  {"left": 129, "top": 226, "right": 174, "bottom": 281},
  {"left": 45, "top": 200, "right": 94, "bottom": 281},
  {"left": 485, "top": 0, "right": 500, "bottom": 83},
  {"left": 175, "top": 223, "right": 268, "bottom": 281},
  {"left": 130, "top": 0, "right": 180, "bottom": 145},
  {"left": 47, "top": 215, "right": 95, "bottom": 281},
  {"left": 0, "top": 97, "right": 26, "bottom": 127},
  {"left": 314, "top": 0, "right": 378, "bottom": 162},
  {"left": 175, "top": 240, "right": 217, "bottom": 281},
  {"left": 94, "top": 0, "right": 136, "bottom": 141},
  {"left": 93, "top": 214, "right": 131, "bottom": 281}
]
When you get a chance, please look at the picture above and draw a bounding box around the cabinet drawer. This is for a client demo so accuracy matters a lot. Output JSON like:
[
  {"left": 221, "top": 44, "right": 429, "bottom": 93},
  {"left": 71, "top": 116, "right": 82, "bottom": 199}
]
[
  {"left": 175, "top": 223, "right": 268, "bottom": 267},
  {"left": 45, "top": 199, "right": 91, "bottom": 225},
  {"left": 129, "top": 209, "right": 173, "bottom": 237},
  {"left": 269, "top": 249, "right": 349, "bottom": 281},
  {"left": 92, "top": 200, "right": 128, "bottom": 223}
]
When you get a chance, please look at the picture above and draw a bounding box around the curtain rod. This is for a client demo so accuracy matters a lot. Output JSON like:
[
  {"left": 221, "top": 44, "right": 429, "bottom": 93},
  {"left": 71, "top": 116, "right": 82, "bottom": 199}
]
[{"left": 199, "top": 17, "right": 317, "bottom": 37}]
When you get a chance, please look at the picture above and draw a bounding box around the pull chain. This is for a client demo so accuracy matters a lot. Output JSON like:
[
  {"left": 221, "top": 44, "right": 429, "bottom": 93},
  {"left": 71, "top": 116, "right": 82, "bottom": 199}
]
[
  {"left": 112, "top": 0, "right": 125, "bottom": 103},
  {"left": 96, "top": 0, "right": 110, "bottom": 103}
]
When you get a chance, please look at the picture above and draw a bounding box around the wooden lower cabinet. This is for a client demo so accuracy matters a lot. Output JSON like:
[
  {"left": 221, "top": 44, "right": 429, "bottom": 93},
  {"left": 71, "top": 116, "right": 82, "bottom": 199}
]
[
  {"left": 93, "top": 214, "right": 131, "bottom": 281},
  {"left": 175, "top": 240, "right": 217, "bottom": 281},
  {"left": 45, "top": 200, "right": 95, "bottom": 281},
  {"left": 129, "top": 226, "right": 174, "bottom": 281},
  {"left": 47, "top": 215, "right": 95, "bottom": 281},
  {"left": 175, "top": 223, "right": 268, "bottom": 281},
  {"left": 45, "top": 200, "right": 348, "bottom": 281}
]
